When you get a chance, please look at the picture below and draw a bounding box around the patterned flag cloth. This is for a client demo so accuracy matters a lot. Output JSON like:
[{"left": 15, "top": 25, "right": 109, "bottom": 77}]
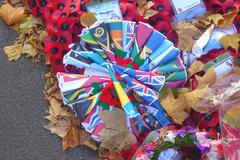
[{"left": 56, "top": 20, "right": 187, "bottom": 142}]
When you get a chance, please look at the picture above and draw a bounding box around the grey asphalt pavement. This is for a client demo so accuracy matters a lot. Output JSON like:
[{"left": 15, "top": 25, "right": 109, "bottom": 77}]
[{"left": 0, "top": 17, "right": 98, "bottom": 160}]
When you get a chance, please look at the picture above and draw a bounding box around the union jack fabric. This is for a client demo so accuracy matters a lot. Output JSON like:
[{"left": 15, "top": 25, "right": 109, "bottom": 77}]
[{"left": 122, "top": 21, "right": 136, "bottom": 54}]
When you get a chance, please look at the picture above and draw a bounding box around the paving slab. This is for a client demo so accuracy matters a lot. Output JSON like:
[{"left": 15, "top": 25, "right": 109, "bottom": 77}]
[{"left": 0, "top": 14, "right": 98, "bottom": 160}]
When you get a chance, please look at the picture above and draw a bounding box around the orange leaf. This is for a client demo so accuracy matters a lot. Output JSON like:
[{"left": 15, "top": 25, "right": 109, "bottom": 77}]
[
  {"left": 44, "top": 116, "right": 71, "bottom": 138},
  {"left": 206, "top": 14, "right": 224, "bottom": 26},
  {"left": 99, "top": 108, "right": 137, "bottom": 151},
  {"left": 195, "top": 67, "right": 217, "bottom": 88},
  {"left": 80, "top": 12, "right": 97, "bottom": 28},
  {"left": 218, "top": 8, "right": 239, "bottom": 28},
  {"left": 0, "top": 3, "right": 25, "bottom": 25},
  {"left": 175, "top": 22, "right": 202, "bottom": 52},
  {"left": 3, "top": 43, "right": 23, "bottom": 61},
  {"left": 160, "top": 91, "right": 189, "bottom": 125},
  {"left": 137, "top": 1, "right": 158, "bottom": 19},
  {"left": 187, "top": 60, "right": 205, "bottom": 78},
  {"left": 62, "top": 126, "right": 82, "bottom": 150},
  {"left": 62, "top": 126, "right": 97, "bottom": 151},
  {"left": 220, "top": 34, "right": 240, "bottom": 52}
]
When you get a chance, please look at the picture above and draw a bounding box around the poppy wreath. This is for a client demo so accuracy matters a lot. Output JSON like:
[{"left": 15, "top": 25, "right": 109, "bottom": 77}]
[
  {"left": 25, "top": 0, "right": 240, "bottom": 73},
  {"left": 25, "top": 0, "right": 90, "bottom": 72},
  {"left": 22, "top": 0, "right": 240, "bottom": 159}
]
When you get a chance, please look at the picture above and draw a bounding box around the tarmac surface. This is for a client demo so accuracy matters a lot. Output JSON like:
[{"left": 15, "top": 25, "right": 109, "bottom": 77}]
[{"left": 0, "top": 11, "right": 98, "bottom": 160}]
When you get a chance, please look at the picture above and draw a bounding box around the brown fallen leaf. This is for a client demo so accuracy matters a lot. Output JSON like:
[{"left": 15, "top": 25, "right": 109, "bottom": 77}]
[
  {"left": 220, "top": 34, "right": 240, "bottom": 52},
  {"left": 100, "top": 130, "right": 137, "bottom": 151},
  {"left": 99, "top": 108, "right": 137, "bottom": 151},
  {"left": 7, "top": 0, "right": 22, "bottom": 5},
  {"left": 62, "top": 126, "right": 97, "bottom": 151},
  {"left": 160, "top": 91, "right": 189, "bottom": 125},
  {"left": 39, "top": 30, "right": 48, "bottom": 42},
  {"left": 48, "top": 97, "right": 70, "bottom": 117},
  {"left": 192, "top": 9, "right": 238, "bottom": 29},
  {"left": 3, "top": 43, "right": 23, "bottom": 61},
  {"left": 206, "top": 14, "right": 224, "bottom": 26},
  {"left": 184, "top": 84, "right": 210, "bottom": 112},
  {"left": 195, "top": 67, "right": 217, "bottom": 88},
  {"left": 80, "top": 12, "right": 97, "bottom": 28},
  {"left": 175, "top": 22, "right": 202, "bottom": 52},
  {"left": 187, "top": 60, "right": 205, "bottom": 78},
  {"left": 21, "top": 43, "right": 39, "bottom": 57},
  {"left": 218, "top": 8, "right": 239, "bottom": 28},
  {"left": 62, "top": 126, "right": 83, "bottom": 150},
  {"left": 137, "top": 0, "right": 158, "bottom": 19},
  {"left": 44, "top": 96, "right": 73, "bottom": 138},
  {"left": 44, "top": 116, "right": 71, "bottom": 138},
  {"left": 192, "top": 13, "right": 211, "bottom": 29},
  {"left": 0, "top": 3, "right": 26, "bottom": 25},
  {"left": 19, "top": 15, "right": 37, "bottom": 35}
]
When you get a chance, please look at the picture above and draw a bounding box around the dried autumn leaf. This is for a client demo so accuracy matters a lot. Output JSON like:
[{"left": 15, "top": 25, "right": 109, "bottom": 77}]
[
  {"left": 19, "top": 15, "right": 37, "bottom": 34},
  {"left": 175, "top": 22, "right": 202, "bottom": 51},
  {"left": 143, "top": 8, "right": 158, "bottom": 19},
  {"left": 223, "top": 104, "right": 240, "bottom": 128},
  {"left": 0, "top": 3, "right": 25, "bottom": 25},
  {"left": 21, "top": 43, "right": 38, "bottom": 57},
  {"left": 44, "top": 97, "right": 73, "bottom": 137},
  {"left": 187, "top": 60, "right": 205, "bottom": 77},
  {"left": 80, "top": 12, "right": 97, "bottom": 28},
  {"left": 44, "top": 116, "right": 71, "bottom": 138},
  {"left": 195, "top": 67, "right": 217, "bottom": 88},
  {"left": 220, "top": 34, "right": 240, "bottom": 52},
  {"left": 206, "top": 14, "right": 224, "bottom": 26},
  {"left": 4, "top": 43, "right": 23, "bottom": 61},
  {"left": 62, "top": 126, "right": 97, "bottom": 151},
  {"left": 218, "top": 8, "right": 239, "bottom": 28},
  {"left": 100, "top": 130, "right": 137, "bottom": 151},
  {"left": 39, "top": 30, "right": 48, "bottom": 42},
  {"left": 48, "top": 97, "right": 70, "bottom": 117},
  {"left": 7, "top": 0, "right": 21, "bottom": 5},
  {"left": 137, "top": 1, "right": 158, "bottom": 19},
  {"left": 99, "top": 108, "right": 137, "bottom": 151},
  {"left": 160, "top": 91, "right": 189, "bottom": 125},
  {"left": 184, "top": 84, "right": 210, "bottom": 112},
  {"left": 62, "top": 126, "right": 83, "bottom": 150},
  {"left": 192, "top": 13, "right": 211, "bottom": 29}
]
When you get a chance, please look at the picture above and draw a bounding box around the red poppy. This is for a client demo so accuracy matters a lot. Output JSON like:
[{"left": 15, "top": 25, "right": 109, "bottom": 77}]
[
  {"left": 51, "top": 0, "right": 72, "bottom": 11},
  {"left": 25, "top": 0, "right": 40, "bottom": 16},
  {"left": 49, "top": 52, "right": 65, "bottom": 72},
  {"left": 234, "top": 15, "right": 240, "bottom": 33},
  {"left": 154, "top": 21, "right": 172, "bottom": 36},
  {"left": 198, "top": 48, "right": 225, "bottom": 64},
  {"left": 121, "top": 143, "right": 140, "bottom": 160},
  {"left": 25, "top": 0, "right": 87, "bottom": 72},
  {"left": 153, "top": 0, "right": 174, "bottom": 16},
  {"left": 149, "top": 12, "right": 172, "bottom": 27},
  {"left": 121, "top": 2, "right": 146, "bottom": 22},
  {"left": 191, "top": 110, "right": 219, "bottom": 130},
  {"left": 64, "top": 64, "right": 78, "bottom": 73},
  {"left": 204, "top": 0, "right": 235, "bottom": 13},
  {"left": 44, "top": 42, "right": 62, "bottom": 57},
  {"left": 166, "top": 30, "right": 178, "bottom": 47},
  {"left": 38, "top": 0, "right": 52, "bottom": 16},
  {"left": 99, "top": 82, "right": 121, "bottom": 107}
]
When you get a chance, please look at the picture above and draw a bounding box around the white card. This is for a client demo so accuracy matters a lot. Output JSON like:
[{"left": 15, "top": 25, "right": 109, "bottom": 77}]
[
  {"left": 213, "top": 58, "right": 234, "bottom": 77},
  {"left": 86, "top": 0, "right": 122, "bottom": 22},
  {"left": 171, "top": 0, "right": 202, "bottom": 14}
]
